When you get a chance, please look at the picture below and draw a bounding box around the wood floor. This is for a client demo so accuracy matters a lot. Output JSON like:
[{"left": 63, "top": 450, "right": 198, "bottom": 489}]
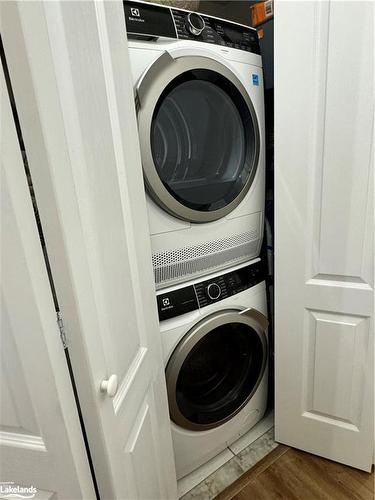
[{"left": 215, "top": 446, "right": 374, "bottom": 500}]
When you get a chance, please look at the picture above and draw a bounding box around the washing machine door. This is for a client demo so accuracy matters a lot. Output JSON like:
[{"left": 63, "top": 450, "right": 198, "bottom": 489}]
[
  {"left": 165, "top": 308, "right": 268, "bottom": 431},
  {"left": 136, "top": 52, "right": 260, "bottom": 223}
]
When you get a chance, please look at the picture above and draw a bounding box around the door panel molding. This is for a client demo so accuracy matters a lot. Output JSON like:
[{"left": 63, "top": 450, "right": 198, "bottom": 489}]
[
  {"left": 303, "top": 310, "right": 369, "bottom": 426},
  {"left": 0, "top": 432, "right": 47, "bottom": 453},
  {"left": 306, "top": 1, "right": 374, "bottom": 285}
]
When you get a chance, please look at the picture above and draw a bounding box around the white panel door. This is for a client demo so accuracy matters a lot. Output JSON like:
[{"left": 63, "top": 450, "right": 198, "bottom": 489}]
[
  {"left": 275, "top": 1, "right": 374, "bottom": 471},
  {"left": 1, "top": 1, "right": 177, "bottom": 498},
  {"left": 1, "top": 66, "right": 95, "bottom": 499}
]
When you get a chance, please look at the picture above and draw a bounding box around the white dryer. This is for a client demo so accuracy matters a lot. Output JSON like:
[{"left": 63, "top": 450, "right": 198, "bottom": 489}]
[
  {"left": 125, "top": 1, "right": 266, "bottom": 289},
  {"left": 156, "top": 259, "right": 269, "bottom": 479}
]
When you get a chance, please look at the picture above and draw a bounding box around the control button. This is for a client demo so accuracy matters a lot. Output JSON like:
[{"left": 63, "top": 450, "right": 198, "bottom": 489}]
[
  {"left": 186, "top": 12, "right": 205, "bottom": 36},
  {"left": 207, "top": 283, "right": 221, "bottom": 300}
]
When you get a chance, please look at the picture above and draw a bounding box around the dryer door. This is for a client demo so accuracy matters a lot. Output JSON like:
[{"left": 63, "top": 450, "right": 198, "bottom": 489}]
[
  {"left": 137, "top": 53, "right": 260, "bottom": 223},
  {"left": 165, "top": 309, "right": 268, "bottom": 431}
]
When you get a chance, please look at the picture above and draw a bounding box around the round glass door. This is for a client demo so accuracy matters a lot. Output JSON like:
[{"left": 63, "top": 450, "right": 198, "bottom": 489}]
[
  {"left": 137, "top": 55, "right": 260, "bottom": 222},
  {"left": 151, "top": 69, "right": 257, "bottom": 214},
  {"left": 166, "top": 310, "right": 267, "bottom": 431}
]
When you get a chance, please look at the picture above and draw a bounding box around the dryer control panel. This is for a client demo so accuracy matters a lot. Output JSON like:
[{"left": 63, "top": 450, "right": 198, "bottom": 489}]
[
  {"left": 123, "top": 1, "right": 260, "bottom": 55},
  {"left": 157, "top": 260, "right": 265, "bottom": 321}
]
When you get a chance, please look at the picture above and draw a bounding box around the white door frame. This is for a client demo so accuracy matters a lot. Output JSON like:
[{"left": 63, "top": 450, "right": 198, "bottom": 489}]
[{"left": 1, "top": 1, "right": 177, "bottom": 498}]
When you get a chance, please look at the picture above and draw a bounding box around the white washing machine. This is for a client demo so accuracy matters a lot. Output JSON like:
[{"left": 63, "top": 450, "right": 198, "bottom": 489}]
[
  {"left": 125, "top": 1, "right": 265, "bottom": 289},
  {"left": 156, "top": 258, "right": 269, "bottom": 479}
]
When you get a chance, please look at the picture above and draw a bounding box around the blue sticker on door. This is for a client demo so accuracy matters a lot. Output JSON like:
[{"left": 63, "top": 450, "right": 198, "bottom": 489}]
[{"left": 252, "top": 74, "right": 259, "bottom": 86}]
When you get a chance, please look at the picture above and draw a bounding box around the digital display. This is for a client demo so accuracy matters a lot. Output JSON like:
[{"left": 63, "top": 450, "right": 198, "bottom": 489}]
[
  {"left": 223, "top": 26, "right": 245, "bottom": 44},
  {"left": 210, "top": 19, "right": 259, "bottom": 52}
]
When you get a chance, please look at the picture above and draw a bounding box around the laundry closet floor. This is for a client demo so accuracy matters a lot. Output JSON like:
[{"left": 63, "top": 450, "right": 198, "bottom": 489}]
[
  {"left": 179, "top": 412, "right": 276, "bottom": 499},
  {"left": 216, "top": 447, "right": 374, "bottom": 500}
]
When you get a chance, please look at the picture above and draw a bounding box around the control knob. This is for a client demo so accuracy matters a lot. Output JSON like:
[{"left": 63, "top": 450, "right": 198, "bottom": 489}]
[
  {"left": 207, "top": 282, "right": 221, "bottom": 300},
  {"left": 186, "top": 12, "right": 205, "bottom": 36}
]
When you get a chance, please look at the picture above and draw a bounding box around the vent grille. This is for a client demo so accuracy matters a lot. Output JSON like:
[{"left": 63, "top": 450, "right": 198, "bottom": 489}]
[{"left": 152, "top": 230, "right": 260, "bottom": 288}]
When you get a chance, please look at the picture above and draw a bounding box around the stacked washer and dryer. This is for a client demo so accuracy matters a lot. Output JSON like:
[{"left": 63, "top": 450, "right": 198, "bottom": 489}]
[{"left": 125, "top": 0, "right": 269, "bottom": 480}]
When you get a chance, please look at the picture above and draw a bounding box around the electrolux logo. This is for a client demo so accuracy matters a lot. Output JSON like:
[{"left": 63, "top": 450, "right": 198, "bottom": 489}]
[
  {"left": 160, "top": 296, "right": 173, "bottom": 312},
  {"left": 129, "top": 6, "right": 145, "bottom": 23}
]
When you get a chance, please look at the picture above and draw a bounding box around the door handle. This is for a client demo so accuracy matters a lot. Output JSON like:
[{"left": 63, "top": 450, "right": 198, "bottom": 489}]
[
  {"left": 240, "top": 308, "right": 269, "bottom": 331},
  {"left": 100, "top": 374, "right": 118, "bottom": 398},
  {"left": 136, "top": 51, "right": 174, "bottom": 107}
]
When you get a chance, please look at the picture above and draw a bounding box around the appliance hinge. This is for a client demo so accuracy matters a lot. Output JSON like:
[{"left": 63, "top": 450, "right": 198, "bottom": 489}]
[{"left": 57, "top": 311, "right": 67, "bottom": 349}]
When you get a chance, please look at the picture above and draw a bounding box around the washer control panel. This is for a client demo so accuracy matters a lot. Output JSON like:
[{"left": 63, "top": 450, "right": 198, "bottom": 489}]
[
  {"left": 157, "top": 260, "right": 265, "bottom": 321},
  {"left": 123, "top": 1, "right": 260, "bottom": 55},
  {"left": 171, "top": 8, "right": 259, "bottom": 53}
]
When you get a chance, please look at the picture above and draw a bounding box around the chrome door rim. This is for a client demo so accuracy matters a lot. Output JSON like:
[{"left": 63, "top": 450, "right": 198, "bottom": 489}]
[
  {"left": 165, "top": 308, "right": 268, "bottom": 431},
  {"left": 137, "top": 52, "right": 261, "bottom": 223}
]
